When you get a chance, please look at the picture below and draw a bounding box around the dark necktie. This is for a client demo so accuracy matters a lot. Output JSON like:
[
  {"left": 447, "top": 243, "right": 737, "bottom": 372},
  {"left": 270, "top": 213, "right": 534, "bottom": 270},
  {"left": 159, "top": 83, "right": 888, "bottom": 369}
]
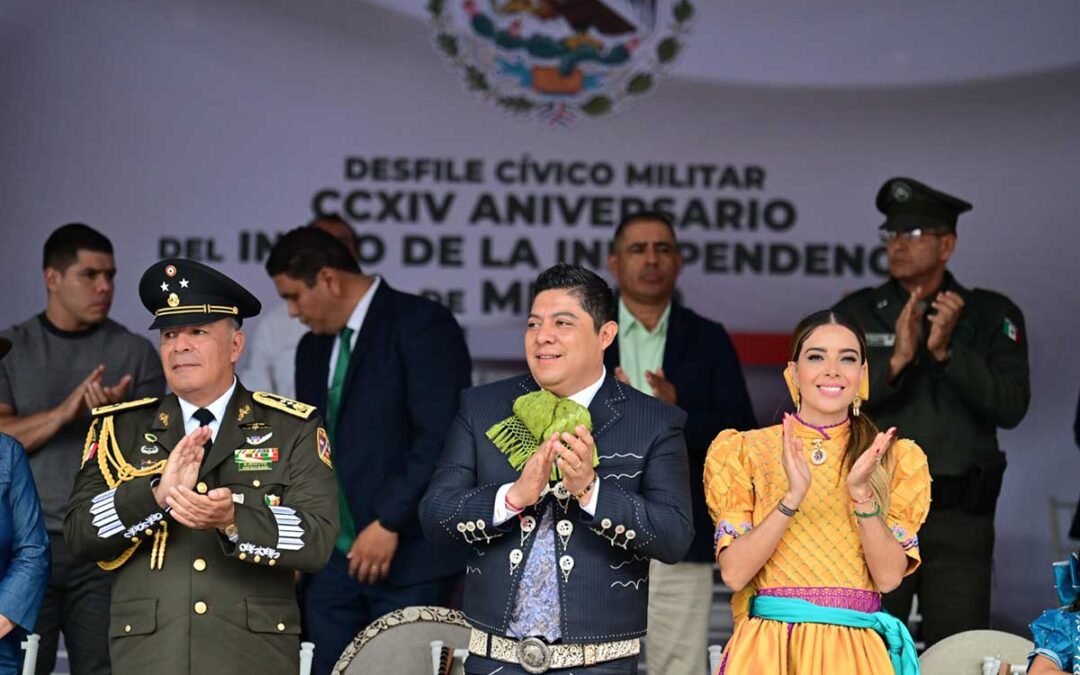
[{"left": 192, "top": 408, "right": 215, "bottom": 453}]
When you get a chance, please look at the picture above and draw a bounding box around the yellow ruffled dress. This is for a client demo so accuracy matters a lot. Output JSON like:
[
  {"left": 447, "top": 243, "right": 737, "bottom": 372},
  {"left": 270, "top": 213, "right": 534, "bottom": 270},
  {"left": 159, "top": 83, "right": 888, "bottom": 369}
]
[{"left": 703, "top": 420, "right": 930, "bottom": 674}]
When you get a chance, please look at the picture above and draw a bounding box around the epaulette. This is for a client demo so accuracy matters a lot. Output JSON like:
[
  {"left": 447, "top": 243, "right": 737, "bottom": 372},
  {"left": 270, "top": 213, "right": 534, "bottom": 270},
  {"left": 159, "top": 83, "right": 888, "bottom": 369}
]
[
  {"left": 252, "top": 392, "right": 315, "bottom": 419},
  {"left": 91, "top": 397, "right": 158, "bottom": 417}
]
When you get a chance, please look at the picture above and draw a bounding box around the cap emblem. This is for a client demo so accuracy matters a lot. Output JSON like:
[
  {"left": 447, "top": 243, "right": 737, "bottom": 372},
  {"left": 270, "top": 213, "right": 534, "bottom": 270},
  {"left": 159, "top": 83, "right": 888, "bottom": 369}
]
[
  {"left": 167, "top": 293, "right": 180, "bottom": 308},
  {"left": 164, "top": 264, "right": 177, "bottom": 277},
  {"left": 890, "top": 181, "right": 912, "bottom": 202}
]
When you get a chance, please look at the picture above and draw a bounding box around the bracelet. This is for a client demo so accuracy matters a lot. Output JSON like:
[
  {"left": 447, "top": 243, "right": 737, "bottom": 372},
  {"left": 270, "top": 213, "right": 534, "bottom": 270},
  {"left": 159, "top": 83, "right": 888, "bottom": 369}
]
[
  {"left": 504, "top": 494, "right": 524, "bottom": 513},
  {"left": 853, "top": 501, "right": 882, "bottom": 519},
  {"left": 776, "top": 501, "right": 798, "bottom": 517},
  {"left": 574, "top": 479, "right": 595, "bottom": 501},
  {"left": 851, "top": 493, "right": 875, "bottom": 506}
]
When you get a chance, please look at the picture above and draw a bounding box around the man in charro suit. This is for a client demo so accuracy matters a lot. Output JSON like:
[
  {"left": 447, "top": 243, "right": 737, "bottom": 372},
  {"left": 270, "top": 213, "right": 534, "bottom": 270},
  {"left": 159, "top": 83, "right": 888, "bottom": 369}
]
[
  {"left": 63, "top": 258, "right": 338, "bottom": 675},
  {"left": 420, "top": 263, "right": 694, "bottom": 674}
]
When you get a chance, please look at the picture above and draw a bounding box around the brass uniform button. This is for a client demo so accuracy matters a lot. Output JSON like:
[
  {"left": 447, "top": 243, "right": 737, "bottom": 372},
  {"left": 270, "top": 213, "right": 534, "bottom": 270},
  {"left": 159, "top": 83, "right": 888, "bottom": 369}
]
[
  {"left": 252, "top": 479, "right": 261, "bottom": 488},
  {"left": 124, "top": 625, "right": 132, "bottom": 633},
  {"left": 239, "top": 553, "right": 247, "bottom": 560},
  {"left": 268, "top": 559, "right": 276, "bottom": 566},
  {"left": 193, "top": 558, "right": 206, "bottom": 572},
  {"left": 144, "top": 529, "right": 153, "bottom": 536},
  {"left": 254, "top": 555, "right": 262, "bottom": 563},
  {"left": 196, "top": 482, "right": 208, "bottom": 495},
  {"left": 194, "top": 601, "right": 207, "bottom": 615},
  {"left": 276, "top": 623, "right": 285, "bottom": 632}
]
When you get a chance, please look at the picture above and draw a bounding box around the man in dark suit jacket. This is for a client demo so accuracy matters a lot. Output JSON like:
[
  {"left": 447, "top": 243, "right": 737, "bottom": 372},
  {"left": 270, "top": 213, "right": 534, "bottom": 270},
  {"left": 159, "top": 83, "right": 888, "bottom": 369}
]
[
  {"left": 267, "top": 227, "right": 472, "bottom": 675},
  {"left": 421, "top": 264, "right": 693, "bottom": 674},
  {"left": 603, "top": 211, "right": 757, "bottom": 675}
]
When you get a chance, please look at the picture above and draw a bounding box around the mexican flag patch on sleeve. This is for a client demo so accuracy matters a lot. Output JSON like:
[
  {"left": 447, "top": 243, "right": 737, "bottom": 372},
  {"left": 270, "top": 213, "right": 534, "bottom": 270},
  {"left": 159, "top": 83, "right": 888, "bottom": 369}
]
[{"left": 1003, "top": 317, "right": 1020, "bottom": 343}]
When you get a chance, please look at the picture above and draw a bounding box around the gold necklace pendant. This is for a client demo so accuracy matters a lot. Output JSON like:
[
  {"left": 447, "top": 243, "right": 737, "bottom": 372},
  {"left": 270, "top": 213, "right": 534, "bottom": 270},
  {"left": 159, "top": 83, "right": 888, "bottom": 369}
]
[{"left": 810, "top": 438, "right": 828, "bottom": 465}]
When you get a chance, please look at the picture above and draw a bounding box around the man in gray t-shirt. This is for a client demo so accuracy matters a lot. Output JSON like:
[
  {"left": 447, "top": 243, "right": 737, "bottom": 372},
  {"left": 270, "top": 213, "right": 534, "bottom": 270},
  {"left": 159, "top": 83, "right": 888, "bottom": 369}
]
[{"left": 0, "top": 223, "right": 164, "bottom": 675}]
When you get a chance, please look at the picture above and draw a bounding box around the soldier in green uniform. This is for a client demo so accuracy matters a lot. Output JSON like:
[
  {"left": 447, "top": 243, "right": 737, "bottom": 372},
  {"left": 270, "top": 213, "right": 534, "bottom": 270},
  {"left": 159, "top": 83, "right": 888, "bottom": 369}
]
[
  {"left": 834, "top": 177, "right": 1030, "bottom": 647},
  {"left": 63, "top": 258, "right": 338, "bottom": 675}
]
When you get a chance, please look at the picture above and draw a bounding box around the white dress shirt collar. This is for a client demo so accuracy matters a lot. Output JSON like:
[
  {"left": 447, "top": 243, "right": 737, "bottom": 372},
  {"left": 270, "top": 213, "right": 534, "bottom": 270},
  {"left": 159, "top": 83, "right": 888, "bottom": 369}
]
[
  {"left": 178, "top": 376, "right": 237, "bottom": 441},
  {"left": 327, "top": 277, "right": 381, "bottom": 388},
  {"left": 343, "top": 276, "right": 381, "bottom": 342},
  {"left": 563, "top": 367, "right": 607, "bottom": 409}
]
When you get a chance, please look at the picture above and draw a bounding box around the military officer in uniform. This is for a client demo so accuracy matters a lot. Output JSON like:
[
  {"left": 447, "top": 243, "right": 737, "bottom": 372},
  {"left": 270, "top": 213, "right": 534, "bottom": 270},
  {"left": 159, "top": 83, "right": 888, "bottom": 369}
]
[
  {"left": 63, "top": 259, "right": 339, "bottom": 675},
  {"left": 834, "top": 177, "right": 1030, "bottom": 647}
]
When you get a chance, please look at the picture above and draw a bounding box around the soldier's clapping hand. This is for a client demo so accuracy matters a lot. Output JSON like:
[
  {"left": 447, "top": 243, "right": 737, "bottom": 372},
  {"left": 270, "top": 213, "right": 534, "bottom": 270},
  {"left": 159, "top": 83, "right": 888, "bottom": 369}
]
[
  {"left": 167, "top": 486, "right": 235, "bottom": 531},
  {"left": 152, "top": 426, "right": 209, "bottom": 509}
]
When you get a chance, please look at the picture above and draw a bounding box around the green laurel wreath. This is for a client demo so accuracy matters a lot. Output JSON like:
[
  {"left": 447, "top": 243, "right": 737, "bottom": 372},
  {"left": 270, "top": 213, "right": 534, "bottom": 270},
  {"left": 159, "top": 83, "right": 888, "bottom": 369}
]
[{"left": 427, "top": 0, "right": 696, "bottom": 118}]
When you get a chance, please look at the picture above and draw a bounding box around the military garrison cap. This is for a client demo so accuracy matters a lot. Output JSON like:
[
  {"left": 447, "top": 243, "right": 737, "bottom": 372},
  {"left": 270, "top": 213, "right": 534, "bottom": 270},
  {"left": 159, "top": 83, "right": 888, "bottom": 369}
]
[
  {"left": 876, "top": 177, "right": 973, "bottom": 233},
  {"left": 0, "top": 337, "right": 9, "bottom": 361},
  {"left": 139, "top": 258, "right": 261, "bottom": 330}
]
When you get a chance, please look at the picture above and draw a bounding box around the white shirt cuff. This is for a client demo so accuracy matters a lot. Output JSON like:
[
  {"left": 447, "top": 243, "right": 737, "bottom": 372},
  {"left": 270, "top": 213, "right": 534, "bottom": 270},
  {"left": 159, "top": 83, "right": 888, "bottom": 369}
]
[
  {"left": 493, "top": 483, "right": 521, "bottom": 526},
  {"left": 580, "top": 477, "right": 600, "bottom": 516},
  {"left": 493, "top": 478, "right": 600, "bottom": 523}
]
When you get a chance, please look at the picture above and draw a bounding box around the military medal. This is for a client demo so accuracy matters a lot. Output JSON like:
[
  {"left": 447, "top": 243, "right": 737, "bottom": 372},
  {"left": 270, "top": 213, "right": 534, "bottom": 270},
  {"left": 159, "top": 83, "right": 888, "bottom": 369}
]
[
  {"left": 810, "top": 439, "right": 827, "bottom": 465},
  {"left": 140, "top": 432, "right": 161, "bottom": 455},
  {"left": 246, "top": 431, "right": 273, "bottom": 445},
  {"left": 234, "top": 448, "right": 279, "bottom": 471}
]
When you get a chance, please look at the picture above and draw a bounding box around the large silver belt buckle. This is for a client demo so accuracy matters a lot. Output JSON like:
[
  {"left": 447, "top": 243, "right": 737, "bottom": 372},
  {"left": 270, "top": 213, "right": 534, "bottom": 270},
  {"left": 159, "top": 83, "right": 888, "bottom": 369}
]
[{"left": 516, "top": 636, "right": 552, "bottom": 674}]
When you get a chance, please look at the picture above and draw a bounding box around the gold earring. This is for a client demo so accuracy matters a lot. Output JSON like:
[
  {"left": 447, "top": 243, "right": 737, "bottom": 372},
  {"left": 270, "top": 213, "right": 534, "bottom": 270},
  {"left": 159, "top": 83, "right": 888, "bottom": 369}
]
[
  {"left": 852, "top": 396, "right": 862, "bottom": 417},
  {"left": 783, "top": 367, "right": 800, "bottom": 409}
]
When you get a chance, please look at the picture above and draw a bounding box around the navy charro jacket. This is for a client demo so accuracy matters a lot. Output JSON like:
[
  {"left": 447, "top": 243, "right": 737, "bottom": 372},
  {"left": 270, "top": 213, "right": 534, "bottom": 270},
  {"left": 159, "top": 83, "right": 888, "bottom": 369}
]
[{"left": 419, "top": 373, "right": 693, "bottom": 643}]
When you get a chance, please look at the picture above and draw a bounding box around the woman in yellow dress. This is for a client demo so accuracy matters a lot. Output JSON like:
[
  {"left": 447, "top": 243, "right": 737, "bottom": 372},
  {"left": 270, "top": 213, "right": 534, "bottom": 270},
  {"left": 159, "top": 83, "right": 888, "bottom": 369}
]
[{"left": 704, "top": 310, "right": 930, "bottom": 674}]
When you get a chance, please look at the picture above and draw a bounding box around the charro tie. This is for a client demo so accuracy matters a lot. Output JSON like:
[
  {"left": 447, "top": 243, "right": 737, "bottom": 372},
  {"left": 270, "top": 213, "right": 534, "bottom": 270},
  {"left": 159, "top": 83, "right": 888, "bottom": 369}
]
[
  {"left": 327, "top": 326, "right": 358, "bottom": 555},
  {"left": 508, "top": 503, "right": 562, "bottom": 641}
]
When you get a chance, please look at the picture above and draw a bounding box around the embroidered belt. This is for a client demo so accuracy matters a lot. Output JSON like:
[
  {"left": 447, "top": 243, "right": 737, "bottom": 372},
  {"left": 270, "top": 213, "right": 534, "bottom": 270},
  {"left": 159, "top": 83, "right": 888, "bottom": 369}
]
[
  {"left": 757, "top": 586, "right": 882, "bottom": 613},
  {"left": 468, "top": 628, "right": 639, "bottom": 674}
]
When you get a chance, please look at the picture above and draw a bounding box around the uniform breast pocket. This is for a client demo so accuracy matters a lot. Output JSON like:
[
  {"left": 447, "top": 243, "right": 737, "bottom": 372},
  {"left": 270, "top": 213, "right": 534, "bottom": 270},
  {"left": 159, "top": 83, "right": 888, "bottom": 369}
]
[
  {"left": 109, "top": 598, "right": 158, "bottom": 638},
  {"left": 221, "top": 466, "right": 292, "bottom": 510},
  {"left": 246, "top": 597, "right": 301, "bottom": 635}
]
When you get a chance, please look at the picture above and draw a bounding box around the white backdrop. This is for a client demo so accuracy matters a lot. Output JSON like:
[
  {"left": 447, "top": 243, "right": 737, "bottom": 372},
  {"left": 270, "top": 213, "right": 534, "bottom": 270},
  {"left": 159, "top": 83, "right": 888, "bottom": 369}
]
[{"left": 2, "top": 0, "right": 1078, "bottom": 631}]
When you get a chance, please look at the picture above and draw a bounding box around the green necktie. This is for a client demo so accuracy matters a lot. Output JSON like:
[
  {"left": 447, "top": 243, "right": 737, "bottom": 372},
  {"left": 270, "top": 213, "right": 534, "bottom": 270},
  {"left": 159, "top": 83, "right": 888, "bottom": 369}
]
[{"left": 328, "top": 326, "right": 358, "bottom": 555}]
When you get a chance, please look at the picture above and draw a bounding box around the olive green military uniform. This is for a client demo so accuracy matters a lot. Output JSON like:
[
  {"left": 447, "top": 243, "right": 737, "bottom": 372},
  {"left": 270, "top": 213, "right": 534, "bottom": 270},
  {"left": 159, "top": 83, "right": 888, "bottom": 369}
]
[
  {"left": 63, "top": 385, "right": 338, "bottom": 675},
  {"left": 835, "top": 272, "right": 1029, "bottom": 645}
]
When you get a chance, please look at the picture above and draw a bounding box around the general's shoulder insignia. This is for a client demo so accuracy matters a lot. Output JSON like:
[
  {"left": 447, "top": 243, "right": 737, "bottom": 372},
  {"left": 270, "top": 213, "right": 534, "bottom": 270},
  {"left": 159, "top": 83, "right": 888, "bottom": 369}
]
[
  {"left": 317, "top": 427, "right": 332, "bottom": 470},
  {"left": 91, "top": 397, "right": 158, "bottom": 417},
  {"left": 252, "top": 392, "right": 315, "bottom": 420}
]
